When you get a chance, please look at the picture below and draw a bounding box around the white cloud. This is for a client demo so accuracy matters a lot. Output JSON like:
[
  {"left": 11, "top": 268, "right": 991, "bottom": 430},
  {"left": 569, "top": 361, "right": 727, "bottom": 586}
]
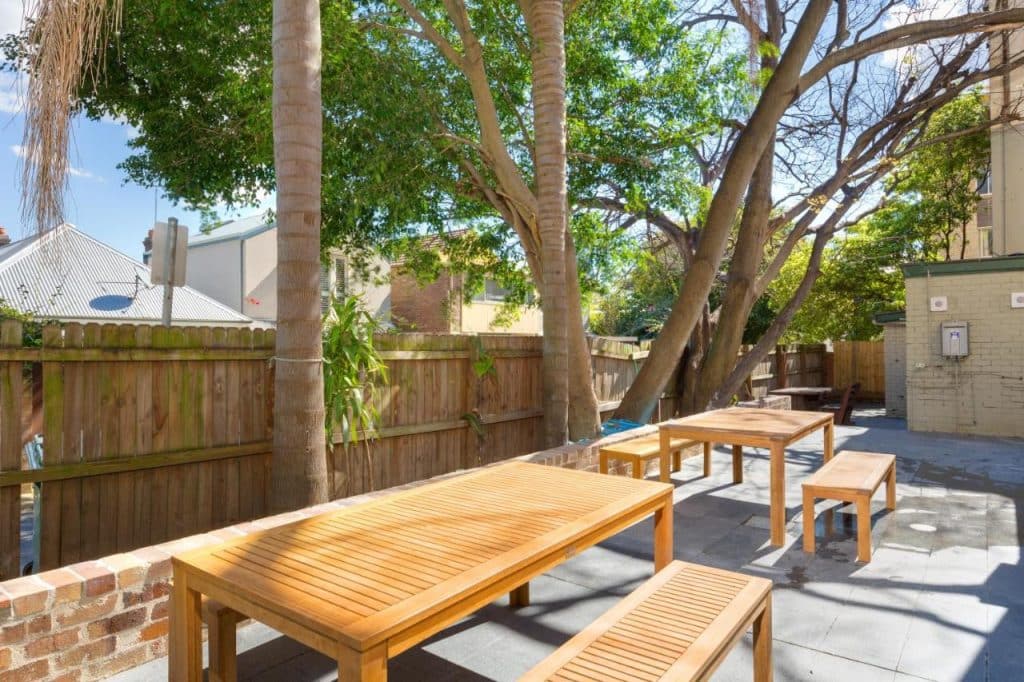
[
  {"left": 9, "top": 144, "right": 105, "bottom": 182},
  {"left": 0, "top": 72, "right": 24, "bottom": 114},
  {"left": 0, "top": 0, "right": 24, "bottom": 38}
]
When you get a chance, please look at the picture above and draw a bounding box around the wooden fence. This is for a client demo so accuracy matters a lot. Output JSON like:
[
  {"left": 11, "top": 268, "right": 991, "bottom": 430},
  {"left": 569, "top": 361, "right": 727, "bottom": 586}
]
[
  {"left": 0, "top": 321, "right": 830, "bottom": 579},
  {"left": 833, "top": 340, "right": 885, "bottom": 400},
  {"left": 0, "top": 321, "right": 274, "bottom": 579}
]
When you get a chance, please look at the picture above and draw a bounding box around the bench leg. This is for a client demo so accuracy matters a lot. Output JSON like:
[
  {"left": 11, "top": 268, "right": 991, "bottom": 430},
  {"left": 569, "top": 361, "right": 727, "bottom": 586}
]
[
  {"left": 206, "top": 604, "right": 240, "bottom": 682},
  {"left": 659, "top": 429, "right": 672, "bottom": 483},
  {"left": 702, "top": 442, "right": 712, "bottom": 477},
  {"left": 856, "top": 496, "right": 872, "bottom": 563},
  {"left": 672, "top": 449, "right": 681, "bottom": 472},
  {"left": 732, "top": 444, "right": 743, "bottom": 484},
  {"left": 823, "top": 421, "right": 834, "bottom": 462},
  {"left": 599, "top": 451, "right": 609, "bottom": 475},
  {"left": 632, "top": 457, "right": 644, "bottom": 479},
  {"left": 886, "top": 465, "right": 896, "bottom": 510},
  {"left": 509, "top": 582, "right": 530, "bottom": 609},
  {"left": 338, "top": 642, "right": 387, "bottom": 681},
  {"left": 802, "top": 489, "right": 815, "bottom": 554},
  {"left": 753, "top": 594, "right": 773, "bottom": 682}
]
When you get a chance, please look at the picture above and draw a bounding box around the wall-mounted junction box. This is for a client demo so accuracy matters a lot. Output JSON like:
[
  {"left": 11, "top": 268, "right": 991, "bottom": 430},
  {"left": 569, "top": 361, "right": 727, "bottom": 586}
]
[
  {"left": 940, "top": 321, "right": 969, "bottom": 357},
  {"left": 930, "top": 296, "right": 948, "bottom": 312},
  {"left": 1012, "top": 292, "right": 1024, "bottom": 309}
]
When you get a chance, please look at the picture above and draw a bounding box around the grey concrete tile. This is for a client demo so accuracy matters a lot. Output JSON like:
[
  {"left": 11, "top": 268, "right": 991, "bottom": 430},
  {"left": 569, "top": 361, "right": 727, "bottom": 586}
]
[
  {"left": 896, "top": 591, "right": 989, "bottom": 682},
  {"left": 820, "top": 598, "right": 914, "bottom": 670}
]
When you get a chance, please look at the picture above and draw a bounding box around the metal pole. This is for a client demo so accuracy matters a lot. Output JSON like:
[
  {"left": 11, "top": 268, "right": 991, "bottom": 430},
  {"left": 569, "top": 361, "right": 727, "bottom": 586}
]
[{"left": 161, "top": 217, "right": 178, "bottom": 326}]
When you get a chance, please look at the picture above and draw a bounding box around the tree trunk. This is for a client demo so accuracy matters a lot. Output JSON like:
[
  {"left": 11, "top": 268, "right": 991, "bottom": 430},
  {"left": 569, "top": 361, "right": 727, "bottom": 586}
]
[
  {"left": 614, "top": 0, "right": 831, "bottom": 424},
  {"left": 528, "top": 0, "right": 570, "bottom": 446},
  {"left": 691, "top": 147, "right": 775, "bottom": 411},
  {"left": 270, "top": 0, "right": 330, "bottom": 512},
  {"left": 565, "top": 227, "right": 601, "bottom": 439}
]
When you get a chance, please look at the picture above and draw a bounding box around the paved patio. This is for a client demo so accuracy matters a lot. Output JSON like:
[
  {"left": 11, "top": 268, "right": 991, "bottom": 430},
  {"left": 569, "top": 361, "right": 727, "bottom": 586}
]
[{"left": 115, "top": 410, "right": 1023, "bottom": 681}]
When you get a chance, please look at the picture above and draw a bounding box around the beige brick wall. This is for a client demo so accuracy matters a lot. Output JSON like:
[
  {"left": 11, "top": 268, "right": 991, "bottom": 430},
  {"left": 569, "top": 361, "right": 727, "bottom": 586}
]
[
  {"left": 905, "top": 269, "right": 1024, "bottom": 437},
  {"left": 883, "top": 323, "right": 907, "bottom": 418}
]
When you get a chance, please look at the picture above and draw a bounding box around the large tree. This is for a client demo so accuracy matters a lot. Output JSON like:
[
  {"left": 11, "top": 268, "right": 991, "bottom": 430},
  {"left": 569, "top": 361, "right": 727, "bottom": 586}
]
[
  {"left": 11, "top": 0, "right": 746, "bottom": 443},
  {"left": 611, "top": 0, "right": 1024, "bottom": 420},
  {"left": 269, "top": 0, "right": 330, "bottom": 511}
]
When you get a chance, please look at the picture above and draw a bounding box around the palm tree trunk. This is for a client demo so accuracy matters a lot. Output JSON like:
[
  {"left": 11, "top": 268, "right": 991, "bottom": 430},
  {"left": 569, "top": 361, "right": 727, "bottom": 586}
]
[
  {"left": 528, "top": 0, "right": 570, "bottom": 446},
  {"left": 270, "top": 0, "right": 330, "bottom": 512}
]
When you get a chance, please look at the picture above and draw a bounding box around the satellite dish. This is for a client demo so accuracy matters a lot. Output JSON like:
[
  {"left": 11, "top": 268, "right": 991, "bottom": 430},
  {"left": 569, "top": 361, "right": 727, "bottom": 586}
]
[{"left": 89, "top": 294, "right": 134, "bottom": 312}]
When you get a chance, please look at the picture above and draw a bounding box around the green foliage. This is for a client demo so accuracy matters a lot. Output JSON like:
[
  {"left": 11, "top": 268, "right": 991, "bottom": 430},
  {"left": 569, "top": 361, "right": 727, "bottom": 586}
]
[
  {"left": 0, "top": 301, "right": 43, "bottom": 346},
  {"left": 768, "top": 215, "right": 909, "bottom": 342},
  {"left": 2, "top": 0, "right": 748, "bottom": 308},
  {"left": 887, "top": 90, "right": 990, "bottom": 260},
  {"left": 322, "top": 296, "right": 389, "bottom": 449}
]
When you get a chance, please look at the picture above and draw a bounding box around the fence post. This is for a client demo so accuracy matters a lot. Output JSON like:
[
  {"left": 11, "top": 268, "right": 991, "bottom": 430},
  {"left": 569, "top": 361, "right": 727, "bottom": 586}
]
[
  {"left": 0, "top": 319, "right": 23, "bottom": 579},
  {"left": 775, "top": 345, "right": 788, "bottom": 389}
]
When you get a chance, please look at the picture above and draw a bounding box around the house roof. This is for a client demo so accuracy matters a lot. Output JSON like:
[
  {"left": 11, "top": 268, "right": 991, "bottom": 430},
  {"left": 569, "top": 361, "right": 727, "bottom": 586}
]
[
  {"left": 189, "top": 212, "right": 276, "bottom": 248},
  {"left": 0, "top": 224, "right": 253, "bottom": 325}
]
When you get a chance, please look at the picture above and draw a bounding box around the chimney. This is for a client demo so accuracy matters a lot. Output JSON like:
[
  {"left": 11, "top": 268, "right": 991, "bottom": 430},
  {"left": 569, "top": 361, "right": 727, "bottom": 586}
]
[
  {"left": 142, "top": 229, "right": 153, "bottom": 264},
  {"left": 0, "top": 227, "right": 10, "bottom": 247}
]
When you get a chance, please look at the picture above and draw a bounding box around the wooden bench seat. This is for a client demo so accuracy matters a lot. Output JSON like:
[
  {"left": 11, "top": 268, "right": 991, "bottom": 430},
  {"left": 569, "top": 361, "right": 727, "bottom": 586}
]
[
  {"left": 521, "top": 560, "right": 773, "bottom": 682},
  {"left": 802, "top": 450, "right": 896, "bottom": 563},
  {"left": 599, "top": 433, "right": 708, "bottom": 483}
]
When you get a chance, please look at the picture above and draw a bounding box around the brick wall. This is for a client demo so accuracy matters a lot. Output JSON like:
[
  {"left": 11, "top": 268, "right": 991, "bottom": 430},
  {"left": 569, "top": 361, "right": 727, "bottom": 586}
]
[
  {"left": 0, "top": 426, "right": 686, "bottom": 681},
  {"left": 905, "top": 267, "right": 1024, "bottom": 437},
  {"left": 389, "top": 266, "right": 458, "bottom": 332}
]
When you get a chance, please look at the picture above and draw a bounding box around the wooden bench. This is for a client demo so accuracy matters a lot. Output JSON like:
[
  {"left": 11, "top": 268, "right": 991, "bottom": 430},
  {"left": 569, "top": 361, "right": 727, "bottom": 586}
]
[
  {"left": 599, "top": 433, "right": 708, "bottom": 483},
  {"left": 802, "top": 450, "right": 896, "bottom": 563},
  {"left": 521, "top": 560, "right": 772, "bottom": 681}
]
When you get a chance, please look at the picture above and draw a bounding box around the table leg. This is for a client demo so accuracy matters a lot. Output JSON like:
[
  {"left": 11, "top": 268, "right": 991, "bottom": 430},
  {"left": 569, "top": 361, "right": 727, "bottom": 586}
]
[
  {"left": 599, "top": 451, "right": 609, "bottom": 475},
  {"left": 702, "top": 442, "right": 712, "bottom": 477},
  {"left": 886, "top": 465, "right": 896, "bottom": 510},
  {"left": 769, "top": 443, "right": 786, "bottom": 546},
  {"left": 658, "top": 429, "right": 671, "bottom": 483},
  {"left": 206, "top": 602, "right": 240, "bottom": 682},
  {"left": 823, "top": 421, "right": 834, "bottom": 462},
  {"left": 672, "top": 449, "right": 681, "bottom": 472},
  {"left": 169, "top": 565, "right": 203, "bottom": 682},
  {"left": 732, "top": 444, "right": 743, "bottom": 484},
  {"left": 338, "top": 642, "right": 387, "bottom": 681},
  {"left": 753, "top": 595, "right": 773, "bottom": 682},
  {"left": 654, "top": 496, "right": 674, "bottom": 570},
  {"left": 509, "top": 582, "right": 530, "bottom": 608}
]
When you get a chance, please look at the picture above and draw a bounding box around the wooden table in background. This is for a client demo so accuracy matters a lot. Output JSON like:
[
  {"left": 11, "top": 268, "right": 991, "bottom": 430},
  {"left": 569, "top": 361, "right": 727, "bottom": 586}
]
[
  {"left": 768, "top": 386, "right": 834, "bottom": 411},
  {"left": 169, "top": 461, "right": 674, "bottom": 681},
  {"left": 660, "top": 407, "right": 834, "bottom": 546}
]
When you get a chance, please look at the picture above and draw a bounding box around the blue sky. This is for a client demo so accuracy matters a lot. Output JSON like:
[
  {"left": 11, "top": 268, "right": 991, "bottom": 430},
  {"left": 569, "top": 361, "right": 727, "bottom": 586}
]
[{"left": 0, "top": 1, "right": 269, "bottom": 261}]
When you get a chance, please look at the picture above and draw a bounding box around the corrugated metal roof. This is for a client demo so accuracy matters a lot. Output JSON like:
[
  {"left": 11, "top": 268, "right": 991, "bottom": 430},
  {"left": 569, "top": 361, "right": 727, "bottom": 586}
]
[
  {"left": 0, "top": 224, "right": 253, "bottom": 325},
  {"left": 189, "top": 212, "right": 275, "bottom": 248}
]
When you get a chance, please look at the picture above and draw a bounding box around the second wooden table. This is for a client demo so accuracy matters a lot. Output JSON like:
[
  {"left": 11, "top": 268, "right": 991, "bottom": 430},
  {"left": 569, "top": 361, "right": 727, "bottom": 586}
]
[{"left": 660, "top": 407, "right": 834, "bottom": 545}]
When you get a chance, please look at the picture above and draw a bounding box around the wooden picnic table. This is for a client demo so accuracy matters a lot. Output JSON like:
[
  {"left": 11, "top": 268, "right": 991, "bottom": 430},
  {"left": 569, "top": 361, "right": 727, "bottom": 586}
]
[
  {"left": 769, "top": 386, "right": 834, "bottom": 411},
  {"left": 660, "top": 407, "right": 834, "bottom": 546},
  {"left": 168, "top": 461, "right": 674, "bottom": 681}
]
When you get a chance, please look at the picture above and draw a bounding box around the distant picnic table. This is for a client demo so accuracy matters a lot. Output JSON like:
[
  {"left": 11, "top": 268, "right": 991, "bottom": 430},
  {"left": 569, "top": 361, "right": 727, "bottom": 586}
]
[
  {"left": 169, "top": 461, "right": 674, "bottom": 681},
  {"left": 769, "top": 386, "right": 834, "bottom": 411},
  {"left": 660, "top": 407, "right": 834, "bottom": 546}
]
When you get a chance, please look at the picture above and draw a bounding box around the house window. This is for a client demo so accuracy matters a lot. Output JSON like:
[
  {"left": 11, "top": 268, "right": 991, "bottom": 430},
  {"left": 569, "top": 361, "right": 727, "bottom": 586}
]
[
  {"left": 320, "top": 256, "right": 346, "bottom": 313},
  {"left": 472, "top": 278, "right": 512, "bottom": 303},
  {"left": 978, "top": 227, "right": 993, "bottom": 258}
]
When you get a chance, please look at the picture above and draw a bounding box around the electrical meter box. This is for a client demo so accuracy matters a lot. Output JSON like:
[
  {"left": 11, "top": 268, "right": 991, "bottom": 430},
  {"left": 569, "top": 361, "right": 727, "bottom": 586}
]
[{"left": 940, "top": 321, "right": 969, "bottom": 357}]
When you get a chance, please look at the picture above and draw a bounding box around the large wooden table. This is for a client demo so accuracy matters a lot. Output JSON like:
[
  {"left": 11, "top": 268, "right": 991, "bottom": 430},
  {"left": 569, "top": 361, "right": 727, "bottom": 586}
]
[
  {"left": 660, "top": 407, "right": 833, "bottom": 546},
  {"left": 169, "top": 461, "right": 674, "bottom": 681}
]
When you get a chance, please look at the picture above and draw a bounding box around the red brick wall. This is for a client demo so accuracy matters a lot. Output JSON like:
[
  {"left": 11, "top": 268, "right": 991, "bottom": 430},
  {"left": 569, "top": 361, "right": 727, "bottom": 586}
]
[
  {"left": 0, "top": 425, "right": 680, "bottom": 680},
  {"left": 389, "top": 266, "right": 460, "bottom": 332}
]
